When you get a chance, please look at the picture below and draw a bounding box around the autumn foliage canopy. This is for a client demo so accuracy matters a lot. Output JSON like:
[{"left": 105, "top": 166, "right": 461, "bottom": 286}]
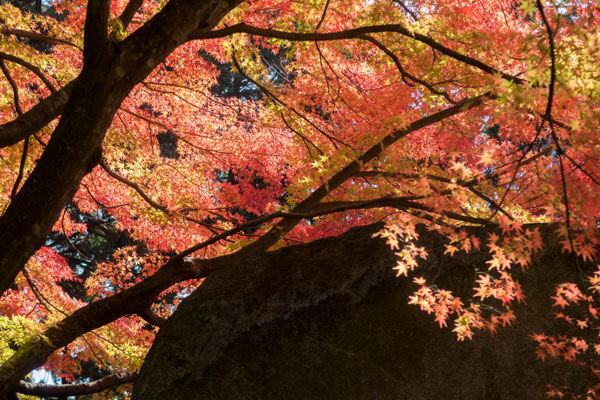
[{"left": 1, "top": 0, "right": 600, "bottom": 398}]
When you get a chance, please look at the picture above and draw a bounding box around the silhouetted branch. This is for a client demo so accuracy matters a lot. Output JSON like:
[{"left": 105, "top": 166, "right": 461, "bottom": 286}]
[
  {"left": 192, "top": 23, "right": 524, "bottom": 85},
  {"left": 1, "top": 26, "right": 80, "bottom": 49},
  {"left": 0, "top": 52, "right": 56, "bottom": 92},
  {"left": 139, "top": 308, "right": 167, "bottom": 327},
  {"left": 0, "top": 80, "right": 74, "bottom": 148},
  {"left": 119, "top": 0, "right": 144, "bottom": 29},
  {"left": 17, "top": 372, "right": 138, "bottom": 397}
]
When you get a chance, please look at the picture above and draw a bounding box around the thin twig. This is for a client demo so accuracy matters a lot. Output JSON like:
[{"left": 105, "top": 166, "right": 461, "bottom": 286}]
[
  {"left": 0, "top": 59, "right": 30, "bottom": 201},
  {"left": 0, "top": 51, "right": 57, "bottom": 92},
  {"left": 1, "top": 27, "right": 81, "bottom": 50},
  {"left": 315, "top": 0, "right": 331, "bottom": 31},
  {"left": 361, "top": 34, "right": 458, "bottom": 103},
  {"left": 231, "top": 51, "right": 347, "bottom": 149}
]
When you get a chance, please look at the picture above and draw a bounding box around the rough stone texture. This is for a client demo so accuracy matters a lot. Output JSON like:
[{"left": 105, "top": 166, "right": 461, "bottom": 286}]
[{"left": 134, "top": 223, "right": 588, "bottom": 400}]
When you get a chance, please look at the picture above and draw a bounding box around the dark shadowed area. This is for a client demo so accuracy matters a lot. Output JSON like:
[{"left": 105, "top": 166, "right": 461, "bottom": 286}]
[{"left": 134, "top": 223, "right": 588, "bottom": 400}]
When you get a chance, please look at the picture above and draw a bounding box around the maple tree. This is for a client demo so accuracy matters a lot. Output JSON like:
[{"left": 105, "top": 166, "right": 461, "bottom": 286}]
[{"left": 0, "top": 0, "right": 600, "bottom": 398}]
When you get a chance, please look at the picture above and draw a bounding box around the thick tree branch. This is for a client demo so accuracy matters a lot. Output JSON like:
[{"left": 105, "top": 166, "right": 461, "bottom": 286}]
[
  {"left": 191, "top": 23, "right": 524, "bottom": 85},
  {"left": 138, "top": 308, "right": 167, "bottom": 327},
  {"left": 0, "top": 257, "right": 199, "bottom": 392},
  {"left": 17, "top": 372, "right": 137, "bottom": 397},
  {"left": 0, "top": 80, "right": 73, "bottom": 148},
  {"left": 315, "top": 198, "right": 494, "bottom": 225},
  {"left": 119, "top": 0, "right": 245, "bottom": 78},
  {"left": 177, "top": 196, "right": 423, "bottom": 259},
  {"left": 119, "top": 0, "right": 144, "bottom": 30}
]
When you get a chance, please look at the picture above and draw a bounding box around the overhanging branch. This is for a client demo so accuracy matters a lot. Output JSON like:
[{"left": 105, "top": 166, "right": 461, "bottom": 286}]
[
  {"left": 0, "top": 257, "right": 198, "bottom": 392},
  {"left": 0, "top": 52, "right": 56, "bottom": 92},
  {"left": 17, "top": 372, "right": 137, "bottom": 397},
  {"left": 191, "top": 23, "right": 523, "bottom": 85},
  {"left": 0, "top": 80, "right": 74, "bottom": 148},
  {"left": 1, "top": 27, "right": 80, "bottom": 50},
  {"left": 177, "top": 196, "right": 425, "bottom": 259},
  {"left": 354, "top": 171, "right": 514, "bottom": 220}
]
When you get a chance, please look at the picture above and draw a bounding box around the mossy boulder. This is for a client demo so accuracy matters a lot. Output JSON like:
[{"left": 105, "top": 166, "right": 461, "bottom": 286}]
[{"left": 134, "top": 224, "right": 587, "bottom": 399}]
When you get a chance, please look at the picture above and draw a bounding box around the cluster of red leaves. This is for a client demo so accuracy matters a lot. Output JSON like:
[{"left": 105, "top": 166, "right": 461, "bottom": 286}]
[{"left": 379, "top": 221, "right": 538, "bottom": 340}]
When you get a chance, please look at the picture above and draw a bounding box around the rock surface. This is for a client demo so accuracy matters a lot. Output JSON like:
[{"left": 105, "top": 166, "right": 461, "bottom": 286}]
[{"left": 134, "top": 223, "right": 587, "bottom": 399}]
